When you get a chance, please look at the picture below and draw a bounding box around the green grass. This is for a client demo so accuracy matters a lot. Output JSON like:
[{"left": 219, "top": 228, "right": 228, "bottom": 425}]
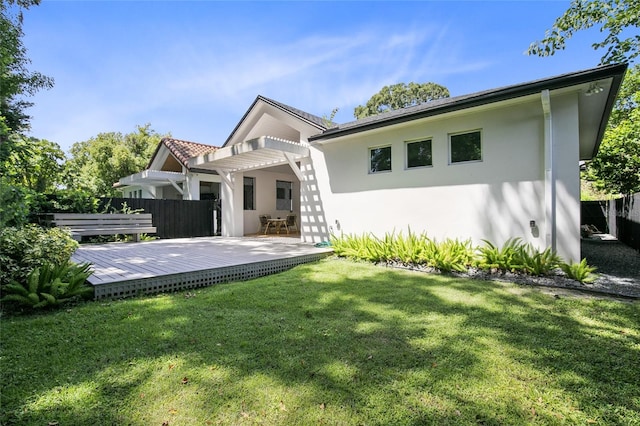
[{"left": 2, "top": 258, "right": 639, "bottom": 425}]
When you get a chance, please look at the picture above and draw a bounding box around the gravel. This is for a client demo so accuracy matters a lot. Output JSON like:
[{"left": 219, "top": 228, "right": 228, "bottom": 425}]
[{"left": 579, "top": 235, "right": 640, "bottom": 298}]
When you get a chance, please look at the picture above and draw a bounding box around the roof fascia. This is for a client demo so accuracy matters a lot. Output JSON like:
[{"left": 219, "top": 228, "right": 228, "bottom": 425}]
[
  {"left": 309, "top": 63, "right": 628, "bottom": 143},
  {"left": 590, "top": 67, "right": 627, "bottom": 157},
  {"left": 222, "top": 95, "right": 326, "bottom": 147}
]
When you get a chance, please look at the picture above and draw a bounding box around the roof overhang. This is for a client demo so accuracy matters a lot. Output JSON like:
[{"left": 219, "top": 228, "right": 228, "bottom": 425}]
[
  {"left": 309, "top": 63, "right": 627, "bottom": 160},
  {"left": 114, "top": 170, "right": 186, "bottom": 189},
  {"left": 188, "top": 136, "right": 309, "bottom": 173}
]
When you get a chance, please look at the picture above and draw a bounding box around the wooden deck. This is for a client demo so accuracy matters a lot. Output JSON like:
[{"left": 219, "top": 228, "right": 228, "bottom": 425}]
[{"left": 71, "top": 236, "right": 333, "bottom": 299}]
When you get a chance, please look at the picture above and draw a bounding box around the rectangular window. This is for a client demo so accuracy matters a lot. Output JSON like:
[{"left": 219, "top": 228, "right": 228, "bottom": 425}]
[
  {"left": 243, "top": 177, "right": 255, "bottom": 210},
  {"left": 369, "top": 146, "right": 392, "bottom": 173},
  {"left": 276, "top": 180, "right": 292, "bottom": 211},
  {"left": 406, "top": 139, "right": 432, "bottom": 168},
  {"left": 450, "top": 130, "right": 482, "bottom": 164}
]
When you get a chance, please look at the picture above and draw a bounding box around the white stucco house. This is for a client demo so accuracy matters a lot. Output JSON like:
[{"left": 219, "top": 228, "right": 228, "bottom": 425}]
[{"left": 121, "top": 64, "right": 628, "bottom": 262}]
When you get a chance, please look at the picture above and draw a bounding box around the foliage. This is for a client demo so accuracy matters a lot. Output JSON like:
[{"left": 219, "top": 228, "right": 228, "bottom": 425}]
[
  {"left": 519, "top": 245, "right": 562, "bottom": 276},
  {"left": 1, "top": 136, "right": 65, "bottom": 192},
  {"left": 332, "top": 231, "right": 594, "bottom": 282},
  {"left": 64, "top": 124, "right": 165, "bottom": 196},
  {"left": 41, "top": 188, "right": 100, "bottom": 213},
  {"left": 0, "top": 224, "right": 78, "bottom": 287},
  {"left": 0, "top": 0, "right": 54, "bottom": 136},
  {"left": 475, "top": 238, "right": 527, "bottom": 273},
  {"left": 0, "top": 176, "right": 34, "bottom": 227},
  {"left": 354, "top": 82, "right": 450, "bottom": 119},
  {"left": 561, "top": 258, "right": 599, "bottom": 283},
  {"left": 1, "top": 260, "right": 638, "bottom": 424},
  {"left": 321, "top": 107, "right": 339, "bottom": 128},
  {"left": 1, "top": 261, "right": 92, "bottom": 309},
  {"left": 584, "top": 65, "right": 640, "bottom": 195},
  {"left": 332, "top": 230, "right": 477, "bottom": 273},
  {"left": 422, "top": 238, "right": 475, "bottom": 273},
  {"left": 527, "top": 0, "right": 640, "bottom": 65}
]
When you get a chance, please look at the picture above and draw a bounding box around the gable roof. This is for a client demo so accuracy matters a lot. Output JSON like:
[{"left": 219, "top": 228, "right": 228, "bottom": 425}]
[
  {"left": 147, "top": 137, "right": 219, "bottom": 169},
  {"left": 309, "top": 63, "right": 628, "bottom": 155},
  {"left": 222, "top": 95, "right": 331, "bottom": 147}
]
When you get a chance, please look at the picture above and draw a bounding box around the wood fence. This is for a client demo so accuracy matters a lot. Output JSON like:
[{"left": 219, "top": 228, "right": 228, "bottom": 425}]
[
  {"left": 582, "top": 192, "right": 640, "bottom": 251},
  {"left": 100, "top": 198, "right": 221, "bottom": 239}
]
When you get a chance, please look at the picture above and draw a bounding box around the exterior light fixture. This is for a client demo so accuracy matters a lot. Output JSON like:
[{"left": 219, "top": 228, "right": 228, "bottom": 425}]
[{"left": 585, "top": 82, "right": 604, "bottom": 96}]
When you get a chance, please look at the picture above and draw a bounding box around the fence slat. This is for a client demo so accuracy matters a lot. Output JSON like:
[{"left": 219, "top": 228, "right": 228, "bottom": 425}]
[{"left": 100, "top": 198, "right": 220, "bottom": 239}]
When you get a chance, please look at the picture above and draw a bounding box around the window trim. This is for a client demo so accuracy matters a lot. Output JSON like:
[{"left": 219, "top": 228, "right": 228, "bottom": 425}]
[
  {"left": 368, "top": 145, "right": 393, "bottom": 174},
  {"left": 405, "top": 138, "right": 433, "bottom": 170},
  {"left": 448, "top": 129, "right": 483, "bottom": 165}
]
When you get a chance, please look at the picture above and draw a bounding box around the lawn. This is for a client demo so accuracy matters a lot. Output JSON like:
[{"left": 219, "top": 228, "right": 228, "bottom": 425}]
[{"left": 1, "top": 258, "right": 639, "bottom": 425}]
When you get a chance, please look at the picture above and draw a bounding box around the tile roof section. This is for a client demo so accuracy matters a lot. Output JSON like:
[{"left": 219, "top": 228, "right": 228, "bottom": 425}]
[
  {"left": 310, "top": 63, "right": 627, "bottom": 142},
  {"left": 147, "top": 138, "right": 219, "bottom": 169}
]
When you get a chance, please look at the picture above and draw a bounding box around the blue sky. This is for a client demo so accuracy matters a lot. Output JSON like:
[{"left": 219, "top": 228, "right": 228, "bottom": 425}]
[{"left": 23, "top": 1, "right": 610, "bottom": 152}]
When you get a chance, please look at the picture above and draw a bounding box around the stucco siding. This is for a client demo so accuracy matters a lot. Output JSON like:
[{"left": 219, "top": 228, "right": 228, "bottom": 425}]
[{"left": 305, "top": 96, "right": 583, "bottom": 261}]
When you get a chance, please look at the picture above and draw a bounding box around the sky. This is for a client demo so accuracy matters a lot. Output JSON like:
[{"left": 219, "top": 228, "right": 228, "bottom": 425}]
[{"left": 21, "top": 0, "right": 613, "bottom": 153}]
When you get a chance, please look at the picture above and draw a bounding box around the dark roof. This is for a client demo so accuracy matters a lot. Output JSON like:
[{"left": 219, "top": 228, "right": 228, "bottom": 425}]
[
  {"left": 147, "top": 138, "right": 219, "bottom": 169},
  {"left": 309, "top": 63, "right": 628, "bottom": 143},
  {"left": 223, "top": 95, "right": 332, "bottom": 146}
]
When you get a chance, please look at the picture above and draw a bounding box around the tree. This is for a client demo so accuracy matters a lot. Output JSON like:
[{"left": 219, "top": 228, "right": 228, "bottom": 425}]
[
  {"left": 584, "top": 65, "right": 640, "bottom": 194},
  {"left": 527, "top": 0, "right": 640, "bottom": 65},
  {"left": 2, "top": 137, "right": 65, "bottom": 192},
  {"left": 0, "top": 0, "right": 54, "bottom": 138},
  {"left": 64, "top": 124, "right": 165, "bottom": 197},
  {"left": 354, "top": 82, "right": 450, "bottom": 119}
]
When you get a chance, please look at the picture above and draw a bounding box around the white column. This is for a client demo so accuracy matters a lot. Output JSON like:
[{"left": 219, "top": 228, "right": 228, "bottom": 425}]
[
  {"left": 184, "top": 174, "right": 200, "bottom": 200},
  {"left": 220, "top": 170, "right": 244, "bottom": 237}
]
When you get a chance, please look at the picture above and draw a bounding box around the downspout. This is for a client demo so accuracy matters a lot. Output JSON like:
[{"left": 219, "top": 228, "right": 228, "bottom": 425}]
[{"left": 541, "top": 89, "right": 556, "bottom": 252}]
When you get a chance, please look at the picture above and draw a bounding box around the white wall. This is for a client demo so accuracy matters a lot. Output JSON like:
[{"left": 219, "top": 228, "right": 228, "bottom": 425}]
[
  {"left": 242, "top": 168, "right": 300, "bottom": 235},
  {"left": 306, "top": 94, "right": 583, "bottom": 262}
]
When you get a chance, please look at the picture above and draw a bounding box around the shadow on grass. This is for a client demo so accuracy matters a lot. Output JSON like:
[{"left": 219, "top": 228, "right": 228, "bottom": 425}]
[{"left": 1, "top": 258, "right": 639, "bottom": 425}]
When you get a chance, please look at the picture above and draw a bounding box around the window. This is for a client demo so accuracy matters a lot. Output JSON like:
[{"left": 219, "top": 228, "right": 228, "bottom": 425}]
[
  {"left": 450, "top": 130, "right": 482, "bottom": 164},
  {"left": 243, "top": 177, "right": 255, "bottom": 210},
  {"left": 276, "top": 180, "right": 292, "bottom": 211},
  {"left": 406, "top": 139, "right": 432, "bottom": 168},
  {"left": 369, "top": 146, "right": 392, "bottom": 173}
]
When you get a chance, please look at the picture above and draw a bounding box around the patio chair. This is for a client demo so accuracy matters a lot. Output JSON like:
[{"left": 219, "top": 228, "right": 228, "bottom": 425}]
[
  {"left": 286, "top": 214, "right": 297, "bottom": 232},
  {"left": 259, "top": 214, "right": 271, "bottom": 234}
]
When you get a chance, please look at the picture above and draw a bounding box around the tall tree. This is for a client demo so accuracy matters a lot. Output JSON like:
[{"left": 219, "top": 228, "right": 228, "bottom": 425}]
[
  {"left": 0, "top": 0, "right": 53, "bottom": 138},
  {"left": 527, "top": 0, "right": 640, "bottom": 64},
  {"left": 64, "top": 124, "right": 165, "bottom": 197},
  {"left": 584, "top": 65, "right": 640, "bottom": 194},
  {"left": 354, "top": 82, "right": 450, "bottom": 119}
]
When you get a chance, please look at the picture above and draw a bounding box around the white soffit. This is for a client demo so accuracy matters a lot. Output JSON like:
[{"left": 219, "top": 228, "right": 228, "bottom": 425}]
[
  {"left": 189, "top": 136, "right": 309, "bottom": 173},
  {"left": 115, "top": 170, "right": 186, "bottom": 188}
]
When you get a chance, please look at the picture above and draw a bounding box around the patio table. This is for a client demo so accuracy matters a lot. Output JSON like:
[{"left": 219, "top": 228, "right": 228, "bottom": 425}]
[{"left": 265, "top": 218, "right": 288, "bottom": 234}]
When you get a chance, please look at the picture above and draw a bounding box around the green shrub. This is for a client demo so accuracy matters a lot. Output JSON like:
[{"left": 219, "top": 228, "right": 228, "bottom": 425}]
[
  {"left": 0, "top": 225, "right": 79, "bottom": 287},
  {"left": 391, "top": 229, "right": 431, "bottom": 264},
  {"left": 424, "top": 238, "right": 475, "bottom": 272},
  {"left": 1, "top": 261, "right": 93, "bottom": 309},
  {"left": 519, "top": 245, "right": 562, "bottom": 276},
  {"left": 560, "top": 259, "right": 598, "bottom": 283},
  {"left": 0, "top": 178, "right": 38, "bottom": 228},
  {"left": 476, "top": 238, "right": 527, "bottom": 273}
]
